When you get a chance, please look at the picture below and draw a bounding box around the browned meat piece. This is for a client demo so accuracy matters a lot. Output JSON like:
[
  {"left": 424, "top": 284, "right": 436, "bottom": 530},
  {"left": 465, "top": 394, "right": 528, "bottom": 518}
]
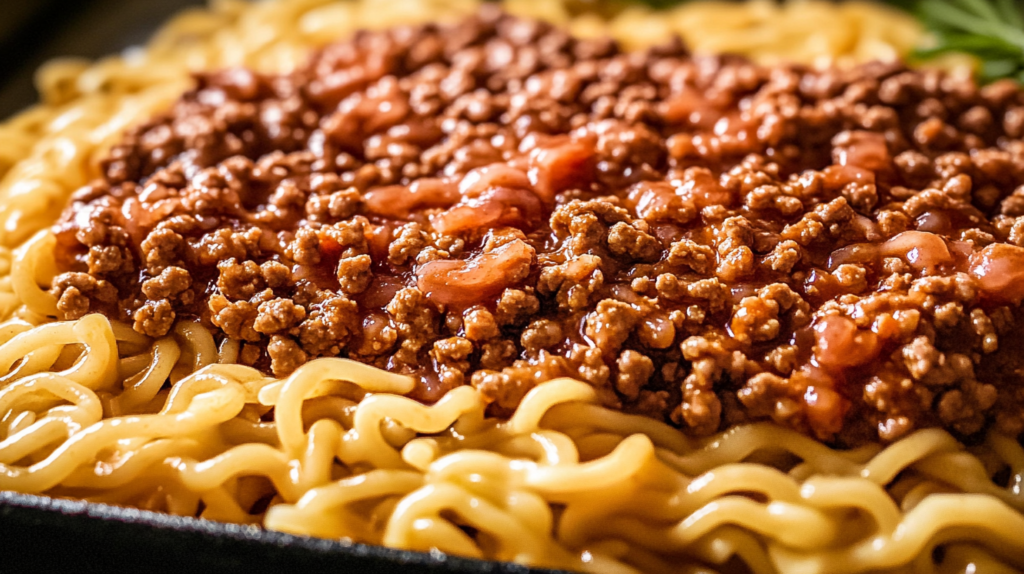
[{"left": 50, "top": 9, "right": 1024, "bottom": 445}]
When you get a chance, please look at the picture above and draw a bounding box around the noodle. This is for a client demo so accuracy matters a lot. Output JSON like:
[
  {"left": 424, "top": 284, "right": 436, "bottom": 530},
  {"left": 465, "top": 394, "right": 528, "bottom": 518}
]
[
  {"left": 0, "top": 1, "right": 1018, "bottom": 573},
  {"left": 0, "top": 315, "right": 1020, "bottom": 573}
]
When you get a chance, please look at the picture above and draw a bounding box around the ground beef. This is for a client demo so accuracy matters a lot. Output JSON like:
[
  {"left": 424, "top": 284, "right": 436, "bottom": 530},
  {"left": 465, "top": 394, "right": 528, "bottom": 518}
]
[{"left": 50, "top": 8, "right": 1024, "bottom": 444}]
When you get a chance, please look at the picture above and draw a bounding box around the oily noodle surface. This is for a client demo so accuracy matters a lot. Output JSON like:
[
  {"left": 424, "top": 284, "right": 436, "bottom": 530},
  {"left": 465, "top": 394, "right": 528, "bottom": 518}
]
[
  {"left": 0, "top": 1, "right": 1020, "bottom": 573},
  {"left": 0, "top": 328, "right": 1022, "bottom": 574}
]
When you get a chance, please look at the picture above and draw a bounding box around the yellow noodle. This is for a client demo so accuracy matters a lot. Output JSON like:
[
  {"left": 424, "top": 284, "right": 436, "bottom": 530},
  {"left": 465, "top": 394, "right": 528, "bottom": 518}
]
[
  {"left": 0, "top": 321, "right": 1017, "bottom": 573},
  {"left": 110, "top": 336, "right": 180, "bottom": 414}
]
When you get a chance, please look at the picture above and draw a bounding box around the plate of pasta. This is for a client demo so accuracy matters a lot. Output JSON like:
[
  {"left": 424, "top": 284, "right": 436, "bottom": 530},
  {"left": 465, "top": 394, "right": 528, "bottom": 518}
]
[{"left": 0, "top": 1, "right": 1022, "bottom": 573}]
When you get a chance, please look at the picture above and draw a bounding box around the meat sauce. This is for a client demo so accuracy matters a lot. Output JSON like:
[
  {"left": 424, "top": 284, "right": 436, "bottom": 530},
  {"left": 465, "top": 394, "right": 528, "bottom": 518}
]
[{"left": 51, "top": 8, "right": 1024, "bottom": 445}]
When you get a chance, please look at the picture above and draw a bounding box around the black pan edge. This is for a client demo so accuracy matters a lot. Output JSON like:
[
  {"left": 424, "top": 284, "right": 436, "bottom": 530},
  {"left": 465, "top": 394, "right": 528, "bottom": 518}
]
[{"left": 0, "top": 490, "right": 572, "bottom": 574}]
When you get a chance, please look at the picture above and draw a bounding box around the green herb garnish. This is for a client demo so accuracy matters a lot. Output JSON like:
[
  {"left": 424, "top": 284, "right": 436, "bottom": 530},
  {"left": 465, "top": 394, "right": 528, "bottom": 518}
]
[{"left": 914, "top": 0, "right": 1024, "bottom": 82}]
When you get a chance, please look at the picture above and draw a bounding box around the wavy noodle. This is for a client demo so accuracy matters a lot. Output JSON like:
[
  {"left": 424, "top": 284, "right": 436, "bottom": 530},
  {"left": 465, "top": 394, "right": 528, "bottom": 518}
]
[
  {"left": 0, "top": 313, "right": 1018, "bottom": 572},
  {"left": 0, "top": 1, "right": 1016, "bottom": 573}
]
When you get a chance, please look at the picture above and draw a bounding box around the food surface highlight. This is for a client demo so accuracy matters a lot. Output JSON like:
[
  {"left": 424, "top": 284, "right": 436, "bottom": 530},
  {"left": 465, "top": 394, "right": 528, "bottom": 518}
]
[
  {"left": 0, "top": 2, "right": 1022, "bottom": 574},
  {"left": 53, "top": 9, "right": 1024, "bottom": 445}
]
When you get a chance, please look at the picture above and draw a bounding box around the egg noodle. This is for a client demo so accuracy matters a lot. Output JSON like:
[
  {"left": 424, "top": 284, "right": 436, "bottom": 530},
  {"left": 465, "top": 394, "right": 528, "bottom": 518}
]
[{"left": 0, "top": 1, "right": 1020, "bottom": 573}]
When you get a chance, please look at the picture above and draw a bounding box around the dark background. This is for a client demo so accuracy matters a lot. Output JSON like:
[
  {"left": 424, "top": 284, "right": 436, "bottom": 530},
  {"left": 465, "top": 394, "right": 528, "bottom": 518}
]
[{"left": 0, "top": 0, "right": 206, "bottom": 120}]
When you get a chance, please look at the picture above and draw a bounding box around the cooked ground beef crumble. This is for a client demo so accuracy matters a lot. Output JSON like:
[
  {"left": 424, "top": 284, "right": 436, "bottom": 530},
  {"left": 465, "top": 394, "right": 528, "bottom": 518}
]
[{"left": 51, "top": 8, "right": 1024, "bottom": 445}]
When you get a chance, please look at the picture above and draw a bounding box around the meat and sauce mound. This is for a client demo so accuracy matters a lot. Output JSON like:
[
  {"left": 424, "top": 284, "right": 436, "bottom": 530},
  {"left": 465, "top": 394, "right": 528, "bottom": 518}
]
[{"left": 50, "top": 8, "right": 1024, "bottom": 445}]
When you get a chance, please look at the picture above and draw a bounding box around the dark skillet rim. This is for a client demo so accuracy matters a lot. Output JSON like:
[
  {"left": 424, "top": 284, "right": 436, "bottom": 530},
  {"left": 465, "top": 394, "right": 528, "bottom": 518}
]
[{"left": 0, "top": 490, "right": 575, "bottom": 573}]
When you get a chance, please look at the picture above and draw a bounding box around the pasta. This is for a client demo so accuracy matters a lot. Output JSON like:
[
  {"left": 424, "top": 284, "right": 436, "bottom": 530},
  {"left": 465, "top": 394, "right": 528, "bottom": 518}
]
[
  {"left": 0, "top": 314, "right": 1021, "bottom": 572},
  {"left": 0, "top": 1, "right": 1020, "bottom": 574}
]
